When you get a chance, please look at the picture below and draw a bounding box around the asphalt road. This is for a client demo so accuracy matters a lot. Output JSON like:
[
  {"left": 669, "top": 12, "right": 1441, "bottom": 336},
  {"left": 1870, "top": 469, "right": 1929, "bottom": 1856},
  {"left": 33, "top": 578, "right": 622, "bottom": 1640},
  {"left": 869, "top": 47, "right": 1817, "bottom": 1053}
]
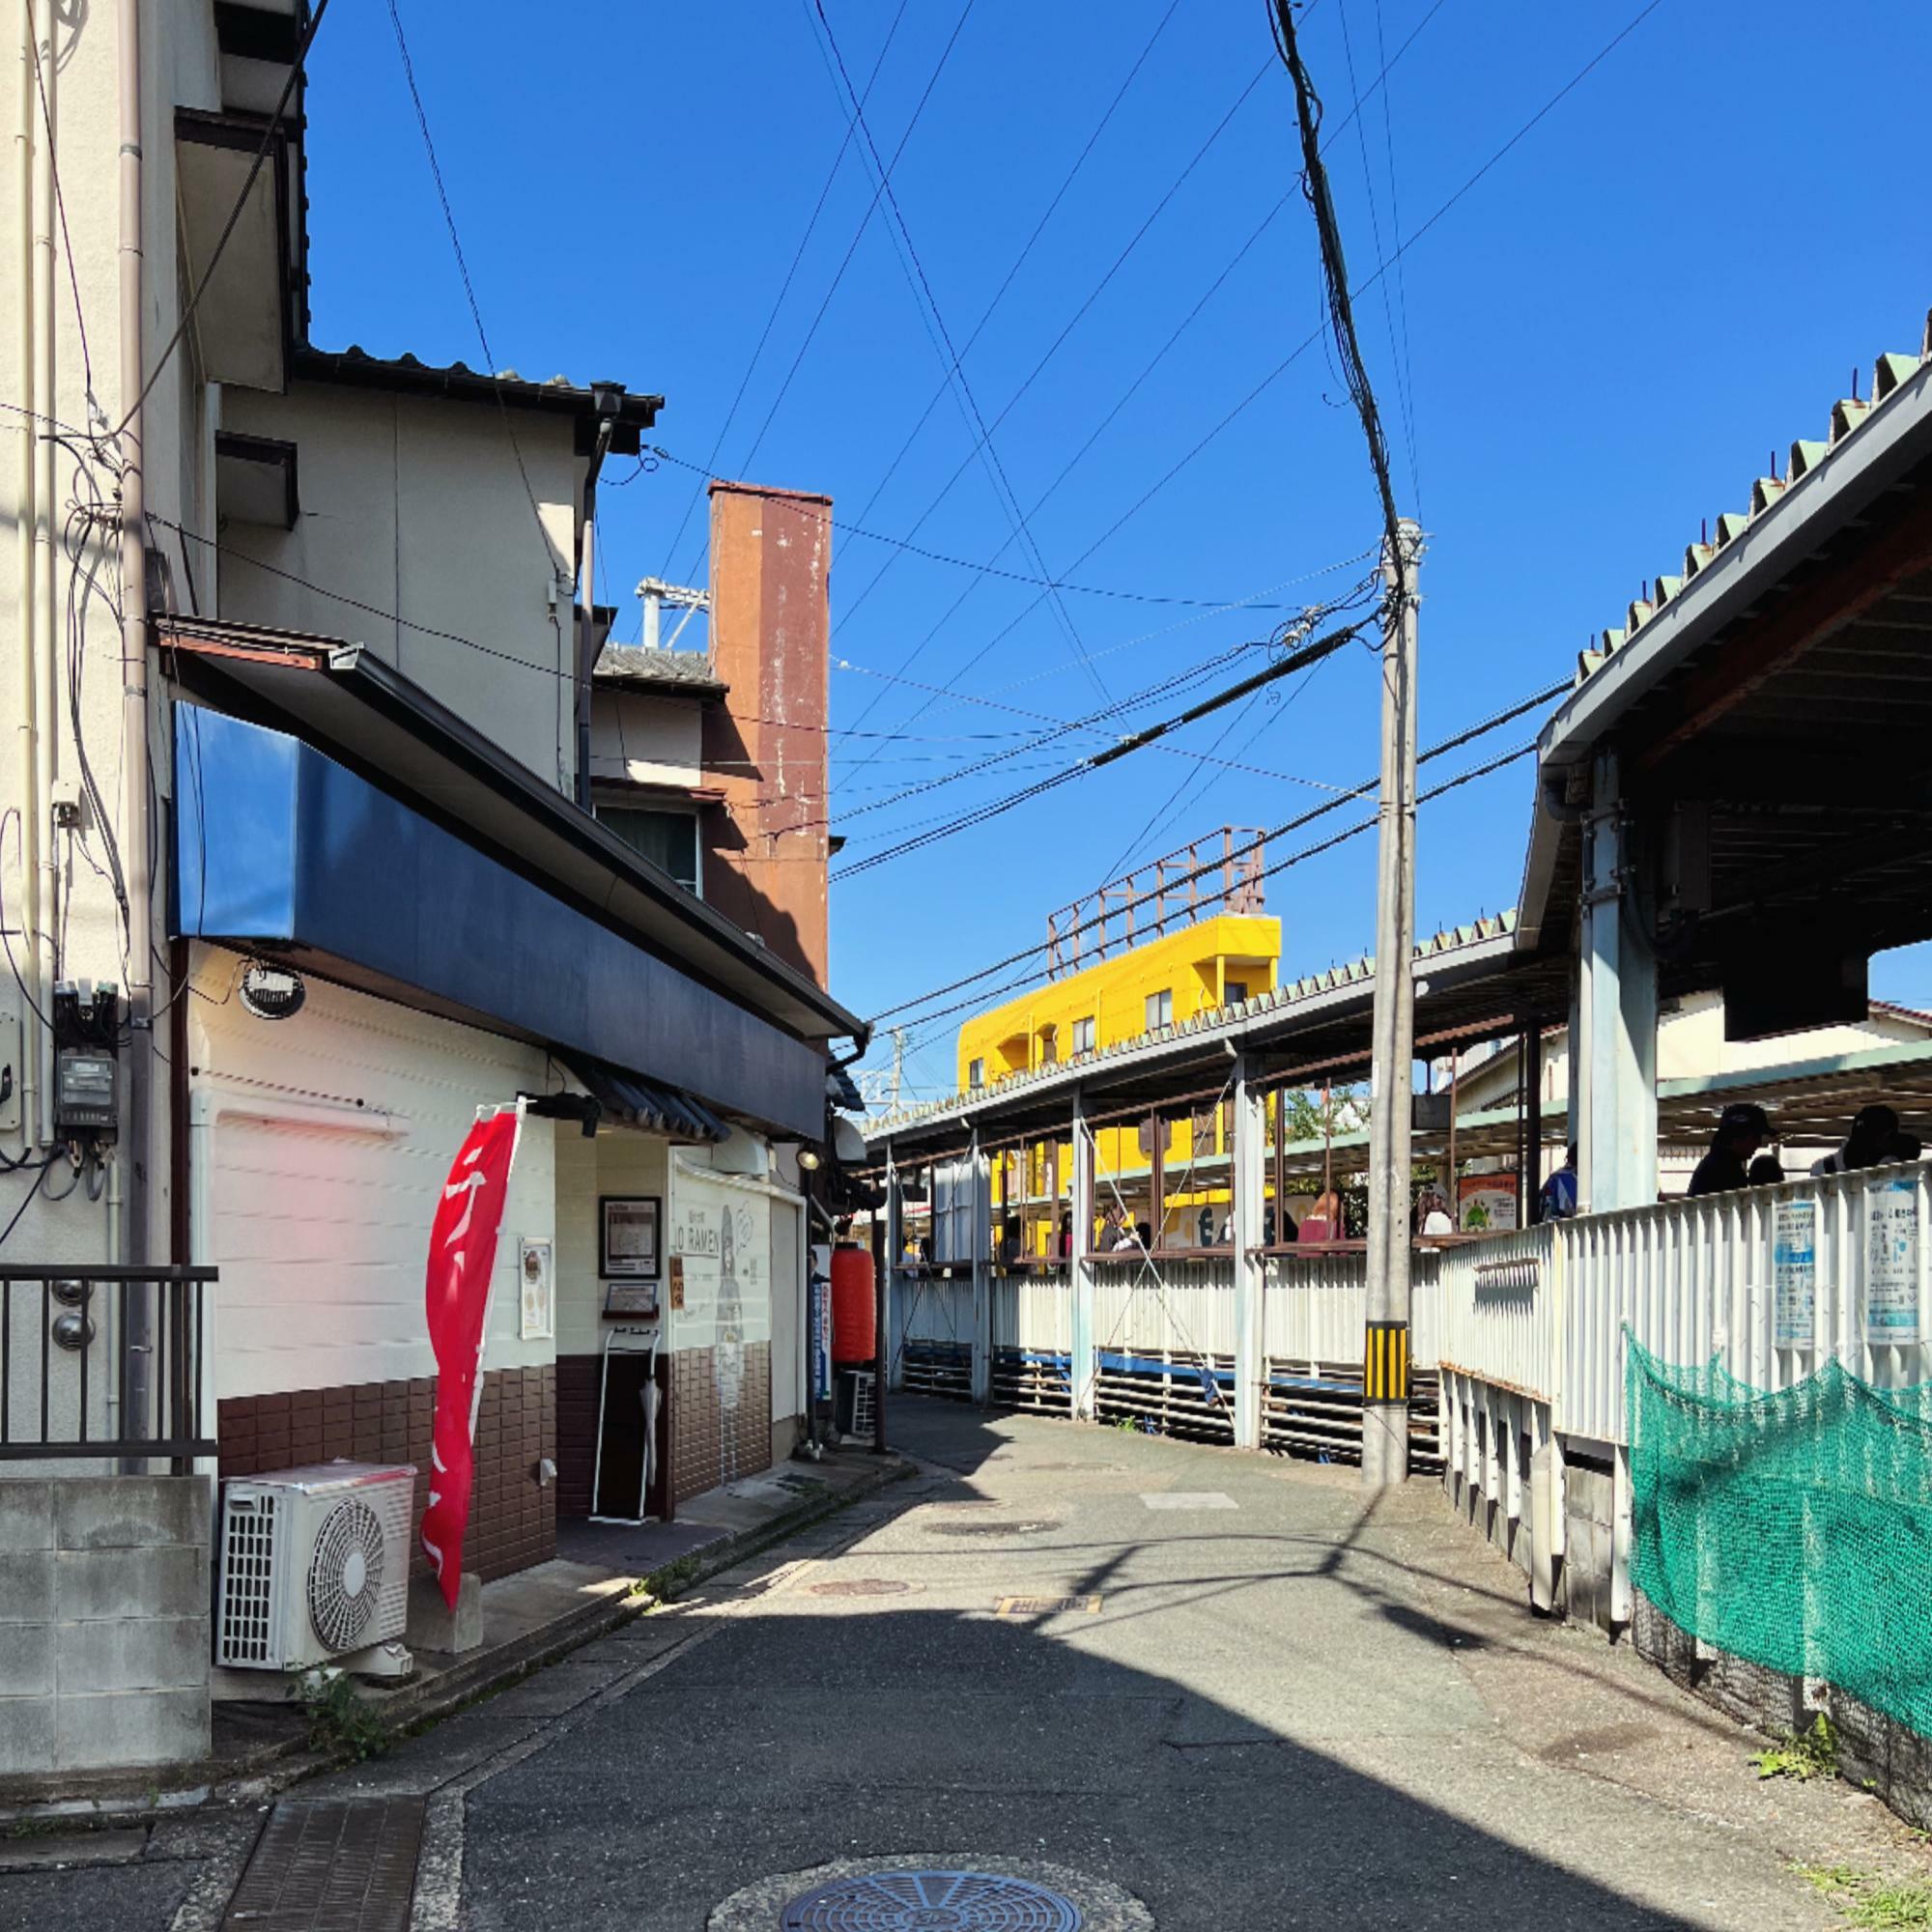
[{"left": 10, "top": 1397, "right": 1927, "bottom": 1930}]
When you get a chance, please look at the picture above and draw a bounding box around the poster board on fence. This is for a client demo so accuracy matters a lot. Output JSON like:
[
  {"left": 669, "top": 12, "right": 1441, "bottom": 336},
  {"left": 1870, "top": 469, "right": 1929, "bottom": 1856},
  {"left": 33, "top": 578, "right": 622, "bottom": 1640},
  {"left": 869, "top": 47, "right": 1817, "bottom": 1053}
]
[
  {"left": 1459, "top": 1173, "right": 1519, "bottom": 1235},
  {"left": 1865, "top": 1177, "right": 1920, "bottom": 1343},
  {"left": 1773, "top": 1200, "right": 1816, "bottom": 1348}
]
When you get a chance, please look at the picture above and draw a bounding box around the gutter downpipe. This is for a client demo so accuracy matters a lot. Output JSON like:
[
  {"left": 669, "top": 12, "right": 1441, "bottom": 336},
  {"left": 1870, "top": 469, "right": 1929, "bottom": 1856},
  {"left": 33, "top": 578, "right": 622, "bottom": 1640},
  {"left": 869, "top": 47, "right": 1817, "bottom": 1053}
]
[
  {"left": 14, "top": 4, "right": 40, "bottom": 1149},
  {"left": 574, "top": 420, "right": 613, "bottom": 812},
  {"left": 117, "top": 0, "right": 155, "bottom": 1452},
  {"left": 29, "top": 0, "right": 54, "bottom": 1146}
]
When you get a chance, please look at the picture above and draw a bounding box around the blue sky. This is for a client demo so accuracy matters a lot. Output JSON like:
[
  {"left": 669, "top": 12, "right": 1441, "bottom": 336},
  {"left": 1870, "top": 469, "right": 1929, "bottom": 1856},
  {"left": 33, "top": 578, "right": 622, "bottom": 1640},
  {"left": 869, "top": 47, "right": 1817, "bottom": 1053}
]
[{"left": 304, "top": 1, "right": 1932, "bottom": 1099}]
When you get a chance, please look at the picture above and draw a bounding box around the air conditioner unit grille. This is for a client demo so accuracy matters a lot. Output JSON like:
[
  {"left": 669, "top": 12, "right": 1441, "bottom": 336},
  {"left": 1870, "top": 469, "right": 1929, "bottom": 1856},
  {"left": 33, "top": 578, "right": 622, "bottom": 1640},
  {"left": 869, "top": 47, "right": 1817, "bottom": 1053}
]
[
  {"left": 308, "top": 1497, "right": 386, "bottom": 1653},
  {"left": 218, "top": 1492, "right": 277, "bottom": 1666}
]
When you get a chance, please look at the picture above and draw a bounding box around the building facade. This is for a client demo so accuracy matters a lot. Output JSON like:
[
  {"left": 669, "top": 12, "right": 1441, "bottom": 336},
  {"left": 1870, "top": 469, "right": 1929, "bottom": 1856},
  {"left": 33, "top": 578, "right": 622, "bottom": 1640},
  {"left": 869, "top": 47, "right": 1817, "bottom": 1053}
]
[{"left": 0, "top": 0, "right": 862, "bottom": 1772}]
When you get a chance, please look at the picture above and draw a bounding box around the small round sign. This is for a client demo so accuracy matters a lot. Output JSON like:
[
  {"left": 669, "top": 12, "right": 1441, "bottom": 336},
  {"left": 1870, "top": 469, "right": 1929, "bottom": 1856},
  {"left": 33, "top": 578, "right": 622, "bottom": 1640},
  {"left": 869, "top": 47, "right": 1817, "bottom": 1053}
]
[{"left": 240, "top": 960, "right": 306, "bottom": 1021}]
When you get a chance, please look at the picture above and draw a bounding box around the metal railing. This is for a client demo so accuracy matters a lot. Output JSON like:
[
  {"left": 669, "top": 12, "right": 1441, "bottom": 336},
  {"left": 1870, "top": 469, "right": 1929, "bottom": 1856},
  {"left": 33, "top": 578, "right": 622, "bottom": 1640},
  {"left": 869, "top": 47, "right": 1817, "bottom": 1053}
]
[{"left": 0, "top": 1266, "right": 217, "bottom": 1467}]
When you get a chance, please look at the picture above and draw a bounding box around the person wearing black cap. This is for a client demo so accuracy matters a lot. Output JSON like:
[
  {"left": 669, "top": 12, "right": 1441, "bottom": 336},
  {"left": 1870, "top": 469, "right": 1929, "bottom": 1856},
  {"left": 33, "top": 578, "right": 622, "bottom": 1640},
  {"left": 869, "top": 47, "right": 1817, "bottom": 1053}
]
[
  {"left": 1812, "top": 1104, "right": 1903, "bottom": 1178},
  {"left": 1689, "top": 1103, "right": 1772, "bottom": 1198}
]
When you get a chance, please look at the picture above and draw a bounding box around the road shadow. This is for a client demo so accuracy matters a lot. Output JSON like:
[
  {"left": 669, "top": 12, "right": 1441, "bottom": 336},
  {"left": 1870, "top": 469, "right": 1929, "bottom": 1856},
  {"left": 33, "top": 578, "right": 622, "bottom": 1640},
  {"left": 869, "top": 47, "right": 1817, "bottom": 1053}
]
[{"left": 458, "top": 1583, "right": 1799, "bottom": 1930}]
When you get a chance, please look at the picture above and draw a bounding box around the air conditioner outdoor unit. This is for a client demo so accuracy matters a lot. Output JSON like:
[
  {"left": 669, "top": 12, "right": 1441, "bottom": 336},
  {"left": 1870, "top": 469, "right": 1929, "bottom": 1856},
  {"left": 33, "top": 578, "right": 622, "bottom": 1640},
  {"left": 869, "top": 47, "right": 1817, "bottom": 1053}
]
[{"left": 215, "top": 1463, "right": 416, "bottom": 1672}]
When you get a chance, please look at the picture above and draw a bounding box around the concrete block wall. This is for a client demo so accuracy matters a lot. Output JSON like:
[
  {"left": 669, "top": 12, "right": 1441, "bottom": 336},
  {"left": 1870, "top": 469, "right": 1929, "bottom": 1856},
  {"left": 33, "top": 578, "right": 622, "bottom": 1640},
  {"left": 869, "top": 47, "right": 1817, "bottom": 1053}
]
[{"left": 0, "top": 1476, "right": 212, "bottom": 1776}]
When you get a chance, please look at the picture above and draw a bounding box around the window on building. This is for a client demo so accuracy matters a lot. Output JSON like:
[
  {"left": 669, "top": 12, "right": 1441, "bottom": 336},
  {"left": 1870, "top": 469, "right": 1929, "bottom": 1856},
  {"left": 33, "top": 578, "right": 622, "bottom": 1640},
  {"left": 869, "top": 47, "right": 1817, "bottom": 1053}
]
[
  {"left": 968, "top": 1058, "right": 984, "bottom": 1090},
  {"left": 1225, "top": 980, "right": 1248, "bottom": 1007},
  {"left": 1039, "top": 1028, "right": 1058, "bottom": 1065},
  {"left": 1145, "top": 988, "right": 1173, "bottom": 1031},
  {"left": 598, "top": 806, "right": 700, "bottom": 895},
  {"left": 1071, "top": 1015, "right": 1095, "bottom": 1056}
]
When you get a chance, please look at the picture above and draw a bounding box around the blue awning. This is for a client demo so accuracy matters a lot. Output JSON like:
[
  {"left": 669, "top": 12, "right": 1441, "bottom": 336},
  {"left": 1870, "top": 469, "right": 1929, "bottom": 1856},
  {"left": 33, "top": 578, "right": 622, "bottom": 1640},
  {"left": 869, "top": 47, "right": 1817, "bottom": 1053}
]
[{"left": 173, "top": 705, "right": 828, "bottom": 1139}]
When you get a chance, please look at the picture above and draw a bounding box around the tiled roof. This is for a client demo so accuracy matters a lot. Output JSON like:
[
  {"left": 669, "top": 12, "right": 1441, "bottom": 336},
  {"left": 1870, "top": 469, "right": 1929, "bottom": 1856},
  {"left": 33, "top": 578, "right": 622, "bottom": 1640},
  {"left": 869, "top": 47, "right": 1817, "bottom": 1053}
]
[
  {"left": 594, "top": 643, "right": 725, "bottom": 694},
  {"left": 871, "top": 911, "right": 1518, "bottom": 1131},
  {"left": 292, "top": 346, "right": 664, "bottom": 441},
  {"left": 1574, "top": 312, "right": 1932, "bottom": 686}
]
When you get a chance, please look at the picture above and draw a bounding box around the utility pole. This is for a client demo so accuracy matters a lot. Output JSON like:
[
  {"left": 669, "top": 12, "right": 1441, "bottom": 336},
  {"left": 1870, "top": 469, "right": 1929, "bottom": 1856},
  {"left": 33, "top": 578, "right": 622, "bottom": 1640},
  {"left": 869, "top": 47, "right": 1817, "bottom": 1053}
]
[
  {"left": 1362, "top": 519, "right": 1421, "bottom": 1492},
  {"left": 890, "top": 1027, "right": 905, "bottom": 1113}
]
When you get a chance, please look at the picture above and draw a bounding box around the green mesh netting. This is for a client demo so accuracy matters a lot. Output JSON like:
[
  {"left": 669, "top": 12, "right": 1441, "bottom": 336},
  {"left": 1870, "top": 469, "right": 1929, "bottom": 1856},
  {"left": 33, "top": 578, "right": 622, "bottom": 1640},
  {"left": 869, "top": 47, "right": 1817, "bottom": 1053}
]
[{"left": 1628, "top": 1334, "right": 1932, "bottom": 1733}]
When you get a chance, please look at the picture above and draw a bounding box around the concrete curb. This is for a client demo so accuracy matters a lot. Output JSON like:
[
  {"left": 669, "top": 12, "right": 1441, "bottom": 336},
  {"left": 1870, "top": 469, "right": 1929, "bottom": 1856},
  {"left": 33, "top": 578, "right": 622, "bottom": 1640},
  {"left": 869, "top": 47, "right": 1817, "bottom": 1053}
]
[{"left": 0, "top": 1453, "right": 914, "bottom": 1833}]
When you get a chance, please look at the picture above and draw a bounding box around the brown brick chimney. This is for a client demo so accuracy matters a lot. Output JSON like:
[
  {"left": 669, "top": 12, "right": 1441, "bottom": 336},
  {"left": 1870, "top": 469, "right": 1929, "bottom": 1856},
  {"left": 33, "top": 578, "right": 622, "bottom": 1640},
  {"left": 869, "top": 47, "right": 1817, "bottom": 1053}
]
[{"left": 700, "top": 481, "right": 832, "bottom": 986}]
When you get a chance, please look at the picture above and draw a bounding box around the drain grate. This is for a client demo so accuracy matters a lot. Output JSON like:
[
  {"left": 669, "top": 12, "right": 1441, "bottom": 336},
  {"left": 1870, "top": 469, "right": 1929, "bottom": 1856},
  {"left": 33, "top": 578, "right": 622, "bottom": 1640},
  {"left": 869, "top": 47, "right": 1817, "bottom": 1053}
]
[
  {"left": 809, "top": 1578, "right": 912, "bottom": 1597},
  {"left": 221, "top": 1798, "right": 424, "bottom": 1931},
  {"left": 995, "top": 1595, "right": 1101, "bottom": 1618},
  {"left": 780, "top": 1869, "right": 1081, "bottom": 1930}
]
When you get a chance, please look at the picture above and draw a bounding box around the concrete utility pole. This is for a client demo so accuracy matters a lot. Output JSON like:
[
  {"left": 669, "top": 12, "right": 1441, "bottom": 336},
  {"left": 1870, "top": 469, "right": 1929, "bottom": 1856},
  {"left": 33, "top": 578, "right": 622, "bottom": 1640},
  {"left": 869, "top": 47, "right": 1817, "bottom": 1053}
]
[
  {"left": 890, "top": 1027, "right": 905, "bottom": 1113},
  {"left": 1362, "top": 519, "right": 1421, "bottom": 1492}
]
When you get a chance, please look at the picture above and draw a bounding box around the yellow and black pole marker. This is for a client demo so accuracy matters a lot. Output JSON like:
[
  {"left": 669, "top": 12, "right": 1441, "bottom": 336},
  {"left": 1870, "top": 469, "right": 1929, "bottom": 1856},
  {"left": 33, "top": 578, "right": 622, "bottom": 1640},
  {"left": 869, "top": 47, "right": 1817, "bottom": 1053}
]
[{"left": 1363, "top": 1320, "right": 1410, "bottom": 1406}]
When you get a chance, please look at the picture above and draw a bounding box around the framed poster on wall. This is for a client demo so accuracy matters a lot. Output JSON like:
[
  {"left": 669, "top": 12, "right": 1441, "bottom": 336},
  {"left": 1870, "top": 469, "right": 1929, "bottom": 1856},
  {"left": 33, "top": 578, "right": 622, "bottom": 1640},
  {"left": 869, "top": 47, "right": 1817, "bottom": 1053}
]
[{"left": 601, "top": 1194, "right": 662, "bottom": 1279}]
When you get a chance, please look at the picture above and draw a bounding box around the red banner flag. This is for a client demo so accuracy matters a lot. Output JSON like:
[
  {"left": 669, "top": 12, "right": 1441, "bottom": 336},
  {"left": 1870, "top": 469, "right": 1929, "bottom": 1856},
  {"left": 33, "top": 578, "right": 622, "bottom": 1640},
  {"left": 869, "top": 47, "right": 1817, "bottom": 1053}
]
[{"left": 420, "top": 1106, "right": 524, "bottom": 1607}]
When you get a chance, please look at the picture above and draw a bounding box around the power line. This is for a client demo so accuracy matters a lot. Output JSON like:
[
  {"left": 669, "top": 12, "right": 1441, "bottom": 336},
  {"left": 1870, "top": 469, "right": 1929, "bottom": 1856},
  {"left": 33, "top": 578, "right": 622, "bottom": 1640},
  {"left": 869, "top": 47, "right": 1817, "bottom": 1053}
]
[
  {"left": 867, "top": 0, "right": 1663, "bottom": 758},
  {"left": 831, "top": 617, "right": 1373, "bottom": 881},
  {"left": 649, "top": 444, "right": 1316, "bottom": 610},
  {"left": 1335, "top": 0, "right": 1431, "bottom": 507},
  {"left": 383, "top": 0, "right": 560, "bottom": 574},
  {"left": 1271, "top": 0, "right": 1404, "bottom": 593},
  {"left": 1370, "top": 0, "right": 1426, "bottom": 510},
  {"left": 804, "top": 0, "right": 1110, "bottom": 706},
  {"left": 829, "top": 57, "right": 1279, "bottom": 683},
  {"left": 23, "top": 0, "right": 97, "bottom": 409},
  {"left": 830, "top": 0, "right": 1453, "bottom": 773},
  {"left": 704, "top": 0, "right": 979, "bottom": 571},
  {"left": 845, "top": 0, "right": 1184, "bottom": 532},
  {"left": 867, "top": 679, "right": 1569, "bottom": 1026},
  {"left": 118, "top": 0, "right": 332, "bottom": 438},
  {"left": 652, "top": 1, "right": 913, "bottom": 582},
  {"left": 890, "top": 738, "right": 1539, "bottom": 1062}
]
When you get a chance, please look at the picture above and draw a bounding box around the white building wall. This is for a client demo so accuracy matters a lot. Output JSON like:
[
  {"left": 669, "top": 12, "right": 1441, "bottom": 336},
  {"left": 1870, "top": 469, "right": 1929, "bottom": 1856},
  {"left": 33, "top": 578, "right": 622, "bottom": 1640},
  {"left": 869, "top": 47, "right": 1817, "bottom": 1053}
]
[
  {"left": 216, "top": 384, "right": 579, "bottom": 790},
  {"left": 587, "top": 691, "right": 702, "bottom": 790},
  {"left": 0, "top": 0, "right": 219, "bottom": 1270},
  {"left": 554, "top": 1125, "right": 669, "bottom": 1359},
  {"left": 189, "top": 949, "right": 556, "bottom": 1400}
]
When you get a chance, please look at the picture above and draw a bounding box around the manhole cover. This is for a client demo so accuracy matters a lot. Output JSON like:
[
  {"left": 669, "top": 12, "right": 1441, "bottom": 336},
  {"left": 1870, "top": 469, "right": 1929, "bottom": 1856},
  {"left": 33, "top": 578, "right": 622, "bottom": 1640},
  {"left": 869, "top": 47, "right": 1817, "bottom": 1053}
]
[
  {"left": 780, "top": 1870, "right": 1081, "bottom": 1930},
  {"left": 926, "top": 1520, "right": 1057, "bottom": 1538},
  {"left": 809, "top": 1578, "right": 912, "bottom": 1597},
  {"left": 708, "top": 1854, "right": 1151, "bottom": 1932}
]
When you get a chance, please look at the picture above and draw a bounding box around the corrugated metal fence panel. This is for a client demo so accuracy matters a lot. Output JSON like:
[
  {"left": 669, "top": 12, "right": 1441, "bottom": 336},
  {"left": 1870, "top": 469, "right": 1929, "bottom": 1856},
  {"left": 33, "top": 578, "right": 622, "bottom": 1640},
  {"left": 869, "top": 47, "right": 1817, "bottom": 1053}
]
[
  {"left": 1262, "top": 1253, "right": 1365, "bottom": 1362},
  {"left": 1558, "top": 1163, "right": 1932, "bottom": 1446},
  {"left": 1436, "top": 1225, "right": 1557, "bottom": 1404},
  {"left": 1093, "top": 1259, "right": 1235, "bottom": 1361},
  {"left": 898, "top": 1271, "right": 975, "bottom": 1348},
  {"left": 1260, "top": 1250, "right": 1441, "bottom": 1367},
  {"left": 994, "top": 1272, "right": 1071, "bottom": 1355}
]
